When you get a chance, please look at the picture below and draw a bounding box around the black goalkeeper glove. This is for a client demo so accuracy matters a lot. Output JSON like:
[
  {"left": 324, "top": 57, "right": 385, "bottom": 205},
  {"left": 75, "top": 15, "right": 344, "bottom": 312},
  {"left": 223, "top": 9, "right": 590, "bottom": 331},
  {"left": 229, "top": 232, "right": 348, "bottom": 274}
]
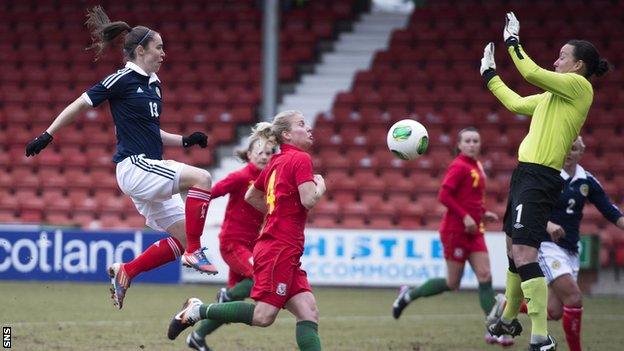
[
  {"left": 25, "top": 131, "right": 53, "bottom": 156},
  {"left": 183, "top": 131, "right": 208, "bottom": 148}
]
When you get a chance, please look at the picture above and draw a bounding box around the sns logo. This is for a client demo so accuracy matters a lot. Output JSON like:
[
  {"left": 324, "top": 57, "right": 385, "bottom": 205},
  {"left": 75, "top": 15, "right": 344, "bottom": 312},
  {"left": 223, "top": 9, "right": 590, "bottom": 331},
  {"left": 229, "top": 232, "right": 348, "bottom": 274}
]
[{"left": 3, "top": 327, "right": 11, "bottom": 348}]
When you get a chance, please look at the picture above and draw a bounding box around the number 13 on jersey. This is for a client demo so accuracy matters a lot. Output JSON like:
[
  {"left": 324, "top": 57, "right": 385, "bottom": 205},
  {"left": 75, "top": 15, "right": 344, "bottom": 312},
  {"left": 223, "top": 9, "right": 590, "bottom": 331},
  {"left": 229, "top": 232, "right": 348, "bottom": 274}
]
[{"left": 148, "top": 101, "right": 159, "bottom": 117}]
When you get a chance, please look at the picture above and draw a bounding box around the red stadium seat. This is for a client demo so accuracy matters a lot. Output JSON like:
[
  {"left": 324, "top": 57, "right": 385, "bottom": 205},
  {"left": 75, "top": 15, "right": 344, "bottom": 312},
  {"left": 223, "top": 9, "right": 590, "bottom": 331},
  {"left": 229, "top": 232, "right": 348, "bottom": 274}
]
[
  {"left": 308, "top": 214, "right": 340, "bottom": 228},
  {"left": 369, "top": 216, "right": 396, "bottom": 229},
  {"left": 311, "top": 199, "right": 341, "bottom": 218},
  {"left": 340, "top": 216, "right": 367, "bottom": 229}
]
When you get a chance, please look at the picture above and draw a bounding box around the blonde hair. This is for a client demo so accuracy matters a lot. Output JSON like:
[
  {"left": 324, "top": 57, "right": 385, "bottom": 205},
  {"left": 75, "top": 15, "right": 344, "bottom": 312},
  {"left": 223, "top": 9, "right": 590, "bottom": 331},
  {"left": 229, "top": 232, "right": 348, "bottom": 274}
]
[
  {"left": 269, "top": 110, "right": 302, "bottom": 144},
  {"left": 236, "top": 111, "right": 302, "bottom": 161},
  {"left": 235, "top": 122, "right": 274, "bottom": 162}
]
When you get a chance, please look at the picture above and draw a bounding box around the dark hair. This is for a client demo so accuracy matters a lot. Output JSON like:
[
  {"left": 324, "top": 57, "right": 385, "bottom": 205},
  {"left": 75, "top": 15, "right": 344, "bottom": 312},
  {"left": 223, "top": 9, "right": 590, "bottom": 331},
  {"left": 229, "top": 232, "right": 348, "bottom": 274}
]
[
  {"left": 85, "top": 6, "right": 157, "bottom": 61},
  {"left": 453, "top": 126, "right": 479, "bottom": 156},
  {"left": 567, "top": 40, "right": 611, "bottom": 78}
]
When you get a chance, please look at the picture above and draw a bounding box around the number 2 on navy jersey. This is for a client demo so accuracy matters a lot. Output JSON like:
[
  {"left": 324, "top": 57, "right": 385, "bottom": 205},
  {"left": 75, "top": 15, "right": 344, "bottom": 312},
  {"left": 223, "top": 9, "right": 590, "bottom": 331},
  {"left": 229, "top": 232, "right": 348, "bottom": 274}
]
[
  {"left": 566, "top": 199, "right": 575, "bottom": 214},
  {"left": 148, "top": 101, "right": 159, "bottom": 117}
]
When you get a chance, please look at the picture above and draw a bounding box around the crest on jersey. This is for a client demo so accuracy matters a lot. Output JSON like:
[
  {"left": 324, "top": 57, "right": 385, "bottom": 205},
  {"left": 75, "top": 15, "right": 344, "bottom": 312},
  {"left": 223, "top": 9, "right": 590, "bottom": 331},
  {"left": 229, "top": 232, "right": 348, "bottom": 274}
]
[
  {"left": 276, "top": 282, "right": 287, "bottom": 296},
  {"left": 551, "top": 260, "right": 561, "bottom": 270},
  {"left": 453, "top": 248, "right": 464, "bottom": 259},
  {"left": 155, "top": 86, "right": 161, "bottom": 98},
  {"left": 580, "top": 184, "right": 589, "bottom": 197}
]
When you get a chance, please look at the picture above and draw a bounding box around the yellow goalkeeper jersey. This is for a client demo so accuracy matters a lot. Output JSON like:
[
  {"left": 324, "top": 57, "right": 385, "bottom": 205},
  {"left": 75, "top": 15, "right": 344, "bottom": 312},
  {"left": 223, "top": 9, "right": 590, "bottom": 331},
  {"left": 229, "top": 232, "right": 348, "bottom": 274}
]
[{"left": 487, "top": 44, "right": 593, "bottom": 170}]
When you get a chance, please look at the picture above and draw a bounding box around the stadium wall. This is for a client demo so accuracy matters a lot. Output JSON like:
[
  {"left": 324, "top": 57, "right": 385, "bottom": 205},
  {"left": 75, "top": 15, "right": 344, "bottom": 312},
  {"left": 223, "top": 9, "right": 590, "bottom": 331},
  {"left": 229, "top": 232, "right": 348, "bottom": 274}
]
[
  {"left": 0, "top": 228, "right": 508, "bottom": 288},
  {"left": 0, "top": 229, "right": 179, "bottom": 283},
  {"left": 186, "top": 228, "right": 509, "bottom": 289}
]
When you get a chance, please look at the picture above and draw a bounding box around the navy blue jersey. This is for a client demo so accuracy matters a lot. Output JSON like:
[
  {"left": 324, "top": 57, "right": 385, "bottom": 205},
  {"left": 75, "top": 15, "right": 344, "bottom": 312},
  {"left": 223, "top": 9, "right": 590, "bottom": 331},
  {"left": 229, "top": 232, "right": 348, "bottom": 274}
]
[
  {"left": 82, "top": 62, "right": 163, "bottom": 163},
  {"left": 550, "top": 165, "right": 622, "bottom": 252}
]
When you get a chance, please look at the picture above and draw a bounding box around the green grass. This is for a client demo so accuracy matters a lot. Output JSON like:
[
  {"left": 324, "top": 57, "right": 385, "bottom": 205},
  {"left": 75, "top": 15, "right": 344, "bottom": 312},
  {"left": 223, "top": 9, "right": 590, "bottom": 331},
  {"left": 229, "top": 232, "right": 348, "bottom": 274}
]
[{"left": 2, "top": 281, "right": 623, "bottom": 350}]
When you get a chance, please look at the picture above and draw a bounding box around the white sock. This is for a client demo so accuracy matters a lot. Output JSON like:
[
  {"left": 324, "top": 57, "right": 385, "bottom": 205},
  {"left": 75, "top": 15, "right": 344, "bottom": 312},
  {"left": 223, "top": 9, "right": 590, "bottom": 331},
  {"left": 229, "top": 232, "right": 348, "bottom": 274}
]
[{"left": 530, "top": 334, "right": 548, "bottom": 344}]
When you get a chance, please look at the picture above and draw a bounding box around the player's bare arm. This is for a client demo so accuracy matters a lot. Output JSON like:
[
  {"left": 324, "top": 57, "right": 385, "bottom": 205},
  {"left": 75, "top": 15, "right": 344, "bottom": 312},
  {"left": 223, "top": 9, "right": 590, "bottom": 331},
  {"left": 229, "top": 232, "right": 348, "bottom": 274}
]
[
  {"left": 25, "top": 96, "right": 91, "bottom": 157},
  {"left": 245, "top": 186, "right": 267, "bottom": 213},
  {"left": 298, "top": 174, "right": 325, "bottom": 210},
  {"left": 47, "top": 96, "right": 92, "bottom": 135}
]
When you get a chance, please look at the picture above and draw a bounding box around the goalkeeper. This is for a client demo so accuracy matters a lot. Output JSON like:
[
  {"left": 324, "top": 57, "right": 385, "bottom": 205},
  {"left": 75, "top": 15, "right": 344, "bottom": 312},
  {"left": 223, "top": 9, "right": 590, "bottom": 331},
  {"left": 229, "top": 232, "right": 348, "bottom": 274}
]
[{"left": 479, "top": 11, "right": 610, "bottom": 351}]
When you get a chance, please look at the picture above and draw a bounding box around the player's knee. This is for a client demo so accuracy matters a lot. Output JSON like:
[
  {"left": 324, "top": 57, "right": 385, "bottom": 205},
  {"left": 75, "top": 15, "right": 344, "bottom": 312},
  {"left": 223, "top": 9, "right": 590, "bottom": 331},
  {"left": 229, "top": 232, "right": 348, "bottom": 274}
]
[
  {"left": 547, "top": 307, "right": 562, "bottom": 321},
  {"left": 563, "top": 291, "right": 583, "bottom": 308},
  {"left": 476, "top": 270, "right": 491, "bottom": 283},
  {"left": 194, "top": 169, "right": 212, "bottom": 188},
  {"left": 253, "top": 311, "right": 277, "bottom": 327},
  {"left": 446, "top": 278, "right": 460, "bottom": 291},
  {"left": 306, "top": 303, "right": 319, "bottom": 323}
]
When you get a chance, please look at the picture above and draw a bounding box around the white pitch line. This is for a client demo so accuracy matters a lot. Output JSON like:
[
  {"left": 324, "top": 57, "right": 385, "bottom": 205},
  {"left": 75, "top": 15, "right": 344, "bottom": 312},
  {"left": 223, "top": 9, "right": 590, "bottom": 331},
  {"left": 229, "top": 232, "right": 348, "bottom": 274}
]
[{"left": 6, "top": 313, "right": 624, "bottom": 327}]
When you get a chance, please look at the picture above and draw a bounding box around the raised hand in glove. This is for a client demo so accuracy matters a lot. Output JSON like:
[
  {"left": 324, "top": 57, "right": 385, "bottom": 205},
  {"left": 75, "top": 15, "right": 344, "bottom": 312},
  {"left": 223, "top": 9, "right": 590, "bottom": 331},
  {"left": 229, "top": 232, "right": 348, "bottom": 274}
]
[
  {"left": 183, "top": 131, "right": 208, "bottom": 148},
  {"left": 504, "top": 11, "right": 520, "bottom": 45},
  {"left": 25, "top": 131, "right": 53, "bottom": 156},
  {"left": 480, "top": 42, "right": 496, "bottom": 76}
]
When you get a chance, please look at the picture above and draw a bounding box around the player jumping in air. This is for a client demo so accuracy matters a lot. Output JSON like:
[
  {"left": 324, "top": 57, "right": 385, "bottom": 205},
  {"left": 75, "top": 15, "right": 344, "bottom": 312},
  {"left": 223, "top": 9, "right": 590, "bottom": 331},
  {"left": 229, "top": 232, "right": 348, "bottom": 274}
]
[
  {"left": 489, "top": 137, "right": 624, "bottom": 350},
  {"left": 392, "top": 127, "right": 500, "bottom": 344},
  {"left": 480, "top": 11, "right": 610, "bottom": 350},
  {"left": 167, "top": 110, "right": 326, "bottom": 351},
  {"left": 25, "top": 6, "right": 218, "bottom": 309},
  {"left": 187, "top": 122, "right": 275, "bottom": 351}
]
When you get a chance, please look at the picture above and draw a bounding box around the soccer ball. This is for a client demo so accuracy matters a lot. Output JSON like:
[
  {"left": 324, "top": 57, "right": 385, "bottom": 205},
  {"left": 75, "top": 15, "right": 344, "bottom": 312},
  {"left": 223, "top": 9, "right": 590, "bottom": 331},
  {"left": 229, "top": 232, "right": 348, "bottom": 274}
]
[{"left": 386, "top": 119, "right": 429, "bottom": 160}]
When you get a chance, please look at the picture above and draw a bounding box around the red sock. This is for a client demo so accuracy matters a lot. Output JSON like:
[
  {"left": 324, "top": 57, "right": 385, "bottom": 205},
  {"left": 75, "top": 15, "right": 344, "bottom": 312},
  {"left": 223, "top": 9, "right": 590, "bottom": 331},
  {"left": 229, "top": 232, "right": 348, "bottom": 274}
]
[
  {"left": 519, "top": 301, "right": 528, "bottom": 314},
  {"left": 563, "top": 305, "right": 583, "bottom": 351},
  {"left": 184, "top": 187, "right": 212, "bottom": 253},
  {"left": 505, "top": 300, "right": 529, "bottom": 314},
  {"left": 124, "top": 237, "right": 183, "bottom": 280}
]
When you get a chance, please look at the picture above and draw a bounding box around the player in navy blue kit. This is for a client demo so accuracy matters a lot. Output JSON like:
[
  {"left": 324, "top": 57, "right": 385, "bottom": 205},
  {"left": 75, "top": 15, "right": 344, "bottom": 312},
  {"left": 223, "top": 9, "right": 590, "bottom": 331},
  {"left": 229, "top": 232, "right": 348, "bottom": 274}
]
[
  {"left": 489, "top": 137, "right": 624, "bottom": 350},
  {"left": 25, "top": 6, "right": 218, "bottom": 309}
]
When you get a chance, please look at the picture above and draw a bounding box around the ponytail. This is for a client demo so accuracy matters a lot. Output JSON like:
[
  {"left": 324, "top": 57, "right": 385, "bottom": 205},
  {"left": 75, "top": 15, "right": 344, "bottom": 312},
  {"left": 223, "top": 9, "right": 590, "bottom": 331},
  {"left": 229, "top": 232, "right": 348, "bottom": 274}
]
[
  {"left": 85, "top": 6, "right": 132, "bottom": 61},
  {"left": 85, "top": 6, "right": 156, "bottom": 62},
  {"left": 594, "top": 58, "right": 611, "bottom": 77}
]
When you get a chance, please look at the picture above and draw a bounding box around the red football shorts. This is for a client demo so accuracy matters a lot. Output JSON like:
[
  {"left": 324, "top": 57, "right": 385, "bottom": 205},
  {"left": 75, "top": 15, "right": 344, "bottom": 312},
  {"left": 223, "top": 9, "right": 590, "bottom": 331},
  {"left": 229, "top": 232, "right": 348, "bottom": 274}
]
[
  {"left": 219, "top": 239, "right": 254, "bottom": 288},
  {"left": 250, "top": 240, "right": 311, "bottom": 309},
  {"left": 440, "top": 231, "right": 488, "bottom": 263}
]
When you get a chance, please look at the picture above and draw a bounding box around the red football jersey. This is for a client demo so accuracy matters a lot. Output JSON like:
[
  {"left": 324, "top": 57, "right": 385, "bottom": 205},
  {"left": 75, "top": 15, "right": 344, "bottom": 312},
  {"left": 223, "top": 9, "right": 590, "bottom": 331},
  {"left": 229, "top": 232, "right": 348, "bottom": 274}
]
[
  {"left": 212, "top": 163, "right": 264, "bottom": 245},
  {"left": 438, "top": 154, "right": 487, "bottom": 234},
  {"left": 253, "top": 144, "right": 314, "bottom": 249}
]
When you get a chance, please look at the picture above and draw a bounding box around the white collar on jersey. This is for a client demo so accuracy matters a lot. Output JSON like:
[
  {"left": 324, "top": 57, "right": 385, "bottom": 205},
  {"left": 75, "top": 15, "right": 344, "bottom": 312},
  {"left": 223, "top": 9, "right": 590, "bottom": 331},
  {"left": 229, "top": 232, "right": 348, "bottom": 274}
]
[
  {"left": 125, "top": 61, "right": 160, "bottom": 84},
  {"left": 560, "top": 164, "right": 587, "bottom": 183}
]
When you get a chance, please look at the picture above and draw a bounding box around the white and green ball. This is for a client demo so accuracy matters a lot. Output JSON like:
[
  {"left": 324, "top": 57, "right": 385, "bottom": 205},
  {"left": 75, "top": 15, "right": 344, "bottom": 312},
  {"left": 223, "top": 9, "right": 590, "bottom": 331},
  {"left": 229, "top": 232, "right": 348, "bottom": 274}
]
[{"left": 386, "top": 119, "right": 429, "bottom": 160}]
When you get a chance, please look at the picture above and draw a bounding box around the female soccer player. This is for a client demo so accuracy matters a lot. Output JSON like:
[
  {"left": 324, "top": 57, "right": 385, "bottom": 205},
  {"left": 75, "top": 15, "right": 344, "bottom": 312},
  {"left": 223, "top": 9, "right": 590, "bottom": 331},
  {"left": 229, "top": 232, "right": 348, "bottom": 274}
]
[
  {"left": 392, "top": 127, "right": 499, "bottom": 342},
  {"left": 489, "top": 137, "right": 624, "bottom": 351},
  {"left": 186, "top": 122, "right": 275, "bottom": 351},
  {"left": 24, "top": 6, "right": 217, "bottom": 309},
  {"left": 480, "top": 12, "right": 610, "bottom": 350},
  {"left": 167, "top": 110, "right": 326, "bottom": 351}
]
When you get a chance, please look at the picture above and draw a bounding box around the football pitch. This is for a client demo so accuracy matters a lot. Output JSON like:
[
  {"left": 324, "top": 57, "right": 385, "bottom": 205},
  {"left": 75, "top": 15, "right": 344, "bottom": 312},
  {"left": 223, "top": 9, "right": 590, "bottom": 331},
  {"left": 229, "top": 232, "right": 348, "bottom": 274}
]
[{"left": 2, "top": 281, "right": 623, "bottom": 350}]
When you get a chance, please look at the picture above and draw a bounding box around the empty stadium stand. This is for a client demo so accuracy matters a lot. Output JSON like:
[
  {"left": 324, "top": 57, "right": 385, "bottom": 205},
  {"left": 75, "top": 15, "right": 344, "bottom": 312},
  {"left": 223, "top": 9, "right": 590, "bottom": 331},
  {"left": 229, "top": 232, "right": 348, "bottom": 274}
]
[
  {"left": 305, "top": 0, "right": 624, "bottom": 266},
  {"left": 0, "top": 0, "right": 360, "bottom": 229}
]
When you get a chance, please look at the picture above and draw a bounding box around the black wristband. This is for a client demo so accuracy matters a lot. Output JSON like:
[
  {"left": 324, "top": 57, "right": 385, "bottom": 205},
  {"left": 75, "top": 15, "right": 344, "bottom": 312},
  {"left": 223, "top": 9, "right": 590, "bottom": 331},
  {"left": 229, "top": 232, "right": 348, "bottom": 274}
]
[
  {"left": 505, "top": 38, "right": 525, "bottom": 61},
  {"left": 505, "top": 37, "right": 519, "bottom": 49},
  {"left": 482, "top": 68, "right": 497, "bottom": 85}
]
